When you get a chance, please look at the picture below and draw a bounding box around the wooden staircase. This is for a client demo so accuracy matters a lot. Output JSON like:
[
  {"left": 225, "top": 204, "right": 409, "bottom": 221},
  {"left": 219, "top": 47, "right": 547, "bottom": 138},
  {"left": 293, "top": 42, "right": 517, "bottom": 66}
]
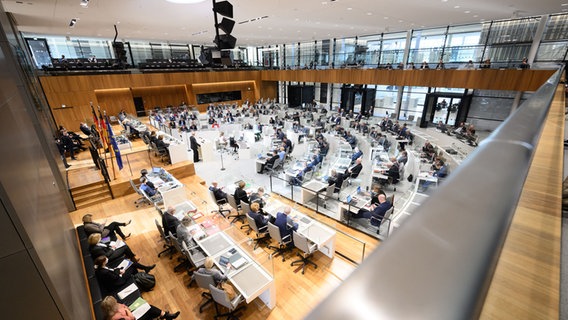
[{"left": 71, "top": 181, "right": 113, "bottom": 210}]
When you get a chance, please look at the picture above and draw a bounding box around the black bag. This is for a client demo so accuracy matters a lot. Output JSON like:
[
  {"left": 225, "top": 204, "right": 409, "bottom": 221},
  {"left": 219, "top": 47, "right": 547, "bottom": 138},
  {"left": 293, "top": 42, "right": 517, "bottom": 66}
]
[
  {"left": 407, "top": 174, "right": 414, "bottom": 182},
  {"left": 133, "top": 272, "right": 156, "bottom": 291}
]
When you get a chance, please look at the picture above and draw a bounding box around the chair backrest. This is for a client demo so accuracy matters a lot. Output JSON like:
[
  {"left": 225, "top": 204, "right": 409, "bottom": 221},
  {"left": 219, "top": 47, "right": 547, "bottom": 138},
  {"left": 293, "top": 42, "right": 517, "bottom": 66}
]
[
  {"left": 208, "top": 189, "right": 219, "bottom": 205},
  {"left": 383, "top": 205, "right": 395, "bottom": 222},
  {"left": 340, "top": 178, "right": 349, "bottom": 190},
  {"left": 324, "top": 185, "right": 334, "bottom": 198},
  {"left": 292, "top": 231, "right": 315, "bottom": 254},
  {"left": 227, "top": 194, "right": 239, "bottom": 211},
  {"left": 169, "top": 231, "right": 183, "bottom": 255},
  {"left": 240, "top": 201, "right": 251, "bottom": 215},
  {"left": 267, "top": 221, "right": 287, "bottom": 244},
  {"left": 183, "top": 241, "right": 206, "bottom": 268},
  {"left": 398, "top": 162, "right": 405, "bottom": 180},
  {"left": 246, "top": 213, "right": 260, "bottom": 233},
  {"left": 155, "top": 219, "right": 170, "bottom": 243},
  {"left": 130, "top": 179, "right": 142, "bottom": 195},
  {"left": 194, "top": 272, "right": 215, "bottom": 291},
  {"left": 209, "top": 284, "right": 233, "bottom": 310},
  {"left": 271, "top": 158, "right": 282, "bottom": 170}
]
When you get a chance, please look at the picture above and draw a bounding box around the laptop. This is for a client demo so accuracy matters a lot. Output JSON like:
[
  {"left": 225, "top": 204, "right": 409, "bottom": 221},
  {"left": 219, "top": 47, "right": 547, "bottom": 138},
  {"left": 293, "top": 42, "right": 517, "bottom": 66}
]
[
  {"left": 347, "top": 195, "right": 358, "bottom": 206},
  {"left": 152, "top": 167, "right": 161, "bottom": 174}
]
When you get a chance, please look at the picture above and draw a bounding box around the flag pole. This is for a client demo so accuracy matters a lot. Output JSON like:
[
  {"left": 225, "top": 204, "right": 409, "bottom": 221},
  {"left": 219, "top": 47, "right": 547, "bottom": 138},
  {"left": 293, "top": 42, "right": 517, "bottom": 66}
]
[{"left": 103, "top": 110, "right": 117, "bottom": 180}]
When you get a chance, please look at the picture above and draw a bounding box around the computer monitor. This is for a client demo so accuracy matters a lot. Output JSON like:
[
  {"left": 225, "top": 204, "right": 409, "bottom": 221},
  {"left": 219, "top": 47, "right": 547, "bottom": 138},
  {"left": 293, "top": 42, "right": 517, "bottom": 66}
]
[
  {"left": 152, "top": 167, "right": 161, "bottom": 174},
  {"left": 346, "top": 195, "right": 352, "bottom": 203}
]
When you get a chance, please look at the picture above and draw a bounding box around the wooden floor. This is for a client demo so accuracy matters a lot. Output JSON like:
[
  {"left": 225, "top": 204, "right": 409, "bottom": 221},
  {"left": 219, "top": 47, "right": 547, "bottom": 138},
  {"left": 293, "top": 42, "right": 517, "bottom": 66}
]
[
  {"left": 69, "top": 173, "right": 380, "bottom": 320},
  {"left": 479, "top": 85, "right": 565, "bottom": 319}
]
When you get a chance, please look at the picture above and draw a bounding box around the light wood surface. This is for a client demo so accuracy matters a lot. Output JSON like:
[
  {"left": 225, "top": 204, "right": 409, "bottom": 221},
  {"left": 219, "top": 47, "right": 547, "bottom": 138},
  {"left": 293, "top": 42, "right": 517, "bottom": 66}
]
[
  {"left": 69, "top": 172, "right": 380, "bottom": 320},
  {"left": 479, "top": 85, "right": 564, "bottom": 319}
]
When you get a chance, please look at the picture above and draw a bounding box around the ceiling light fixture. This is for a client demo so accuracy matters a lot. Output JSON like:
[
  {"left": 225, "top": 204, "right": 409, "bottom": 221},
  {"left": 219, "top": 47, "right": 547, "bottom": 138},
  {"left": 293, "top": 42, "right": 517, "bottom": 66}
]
[
  {"left": 165, "top": 0, "right": 206, "bottom": 4},
  {"left": 80, "top": 0, "right": 89, "bottom": 7},
  {"left": 69, "top": 18, "right": 77, "bottom": 27}
]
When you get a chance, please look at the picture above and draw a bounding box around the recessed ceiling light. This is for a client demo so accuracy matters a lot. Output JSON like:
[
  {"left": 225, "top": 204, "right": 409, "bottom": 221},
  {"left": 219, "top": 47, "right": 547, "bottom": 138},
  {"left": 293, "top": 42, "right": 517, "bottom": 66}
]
[
  {"left": 464, "top": 10, "right": 470, "bottom": 13},
  {"left": 367, "top": 12, "right": 372, "bottom": 15},
  {"left": 473, "top": 15, "right": 478, "bottom": 17},
  {"left": 384, "top": 16, "right": 389, "bottom": 19},
  {"left": 347, "top": 7, "right": 352, "bottom": 10},
  {"left": 561, "top": 3, "right": 568, "bottom": 6},
  {"left": 398, "top": 20, "right": 403, "bottom": 23},
  {"left": 321, "top": 1, "right": 328, "bottom": 4},
  {"left": 454, "top": 5, "right": 460, "bottom": 8}
]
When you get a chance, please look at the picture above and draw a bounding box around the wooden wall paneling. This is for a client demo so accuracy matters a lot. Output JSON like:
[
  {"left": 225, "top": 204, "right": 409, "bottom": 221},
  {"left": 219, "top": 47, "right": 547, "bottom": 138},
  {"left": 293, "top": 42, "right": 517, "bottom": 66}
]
[
  {"left": 51, "top": 105, "right": 93, "bottom": 132},
  {"left": 191, "top": 80, "right": 258, "bottom": 108},
  {"left": 260, "top": 81, "right": 278, "bottom": 99},
  {"left": 130, "top": 85, "right": 187, "bottom": 110},
  {"left": 94, "top": 88, "right": 136, "bottom": 118}
]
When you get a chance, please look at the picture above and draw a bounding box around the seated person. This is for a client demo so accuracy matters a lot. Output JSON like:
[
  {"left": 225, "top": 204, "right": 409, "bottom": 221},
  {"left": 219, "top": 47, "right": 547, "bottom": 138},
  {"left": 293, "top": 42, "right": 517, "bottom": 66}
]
[
  {"left": 432, "top": 159, "right": 448, "bottom": 178},
  {"left": 421, "top": 141, "right": 436, "bottom": 159},
  {"left": 327, "top": 169, "right": 346, "bottom": 193},
  {"left": 274, "top": 206, "right": 298, "bottom": 246},
  {"left": 94, "top": 256, "right": 155, "bottom": 295},
  {"left": 278, "top": 147, "right": 286, "bottom": 162},
  {"left": 194, "top": 257, "right": 227, "bottom": 286},
  {"left": 229, "top": 136, "right": 239, "bottom": 153},
  {"left": 370, "top": 185, "right": 386, "bottom": 205},
  {"left": 249, "top": 187, "right": 266, "bottom": 209},
  {"left": 176, "top": 216, "right": 194, "bottom": 247},
  {"left": 345, "top": 158, "right": 363, "bottom": 179},
  {"left": 290, "top": 167, "right": 306, "bottom": 186},
  {"left": 351, "top": 194, "right": 392, "bottom": 227},
  {"left": 248, "top": 202, "right": 269, "bottom": 230},
  {"left": 101, "top": 296, "right": 180, "bottom": 320},
  {"left": 209, "top": 181, "right": 228, "bottom": 203},
  {"left": 377, "top": 157, "right": 400, "bottom": 185},
  {"left": 396, "top": 150, "right": 408, "bottom": 166},
  {"left": 351, "top": 147, "right": 363, "bottom": 163},
  {"left": 233, "top": 181, "right": 249, "bottom": 206},
  {"left": 162, "top": 206, "right": 180, "bottom": 237},
  {"left": 88, "top": 233, "right": 137, "bottom": 265},
  {"left": 261, "top": 150, "right": 280, "bottom": 173},
  {"left": 139, "top": 178, "right": 158, "bottom": 198},
  {"left": 436, "top": 121, "right": 448, "bottom": 133},
  {"left": 82, "top": 214, "right": 131, "bottom": 241},
  {"left": 79, "top": 122, "right": 92, "bottom": 136}
]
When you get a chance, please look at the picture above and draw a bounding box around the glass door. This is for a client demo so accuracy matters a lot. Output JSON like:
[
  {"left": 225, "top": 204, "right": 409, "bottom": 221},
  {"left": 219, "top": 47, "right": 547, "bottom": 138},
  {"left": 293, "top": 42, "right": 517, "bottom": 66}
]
[{"left": 26, "top": 38, "right": 52, "bottom": 68}]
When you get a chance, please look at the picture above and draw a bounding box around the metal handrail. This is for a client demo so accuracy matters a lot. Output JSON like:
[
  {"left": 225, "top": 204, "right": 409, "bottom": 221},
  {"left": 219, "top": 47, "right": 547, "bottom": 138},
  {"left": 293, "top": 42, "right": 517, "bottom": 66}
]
[{"left": 305, "top": 68, "right": 563, "bottom": 320}]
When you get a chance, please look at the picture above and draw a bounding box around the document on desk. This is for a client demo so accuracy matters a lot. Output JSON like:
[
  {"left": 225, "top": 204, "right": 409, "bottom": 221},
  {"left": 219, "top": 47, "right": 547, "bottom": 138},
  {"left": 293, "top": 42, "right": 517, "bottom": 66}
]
[
  {"left": 130, "top": 299, "right": 151, "bottom": 318},
  {"left": 117, "top": 283, "right": 138, "bottom": 300},
  {"left": 111, "top": 239, "right": 126, "bottom": 249},
  {"left": 116, "top": 259, "right": 133, "bottom": 271}
]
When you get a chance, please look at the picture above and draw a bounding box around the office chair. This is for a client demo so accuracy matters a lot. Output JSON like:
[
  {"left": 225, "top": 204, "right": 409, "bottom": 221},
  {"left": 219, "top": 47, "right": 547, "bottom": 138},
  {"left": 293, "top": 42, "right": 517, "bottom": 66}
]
[
  {"left": 208, "top": 189, "right": 230, "bottom": 217},
  {"left": 130, "top": 179, "right": 150, "bottom": 208},
  {"left": 182, "top": 241, "right": 206, "bottom": 286},
  {"left": 318, "top": 184, "right": 335, "bottom": 209},
  {"left": 193, "top": 272, "right": 216, "bottom": 313},
  {"left": 372, "top": 206, "right": 394, "bottom": 236},
  {"left": 168, "top": 232, "right": 191, "bottom": 273},
  {"left": 154, "top": 219, "right": 175, "bottom": 259},
  {"left": 226, "top": 194, "right": 246, "bottom": 225},
  {"left": 209, "top": 284, "right": 246, "bottom": 319},
  {"left": 267, "top": 221, "right": 293, "bottom": 261},
  {"left": 266, "top": 158, "right": 282, "bottom": 175},
  {"left": 291, "top": 231, "right": 318, "bottom": 275},
  {"left": 239, "top": 201, "right": 251, "bottom": 233},
  {"left": 246, "top": 213, "right": 270, "bottom": 250}
]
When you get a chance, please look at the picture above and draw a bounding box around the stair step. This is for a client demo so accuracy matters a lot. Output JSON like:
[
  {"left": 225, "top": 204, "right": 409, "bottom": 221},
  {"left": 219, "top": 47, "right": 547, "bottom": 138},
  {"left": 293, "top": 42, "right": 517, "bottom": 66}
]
[
  {"left": 72, "top": 185, "right": 108, "bottom": 198},
  {"left": 75, "top": 195, "right": 113, "bottom": 209},
  {"left": 73, "top": 189, "right": 111, "bottom": 202},
  {"left": 71, "top": 181, "right": 107, "bottom": 193}
]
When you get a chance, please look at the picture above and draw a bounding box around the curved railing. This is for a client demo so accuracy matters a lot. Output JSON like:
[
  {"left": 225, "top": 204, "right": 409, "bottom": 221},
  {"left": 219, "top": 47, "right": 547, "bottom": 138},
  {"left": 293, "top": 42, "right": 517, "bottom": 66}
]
[{"left": 305, "top": 68, "right": 563, "bottom": 319}]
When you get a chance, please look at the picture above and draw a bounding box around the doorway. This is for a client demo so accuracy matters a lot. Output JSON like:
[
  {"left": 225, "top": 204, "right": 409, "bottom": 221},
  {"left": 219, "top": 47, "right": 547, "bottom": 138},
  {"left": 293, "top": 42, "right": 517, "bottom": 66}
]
[
  {"left": 420, "top": 92, "right": 471, "bottom": 128},
  {"left": 132, "top": 97, "right": 146, "bottom": 117}
]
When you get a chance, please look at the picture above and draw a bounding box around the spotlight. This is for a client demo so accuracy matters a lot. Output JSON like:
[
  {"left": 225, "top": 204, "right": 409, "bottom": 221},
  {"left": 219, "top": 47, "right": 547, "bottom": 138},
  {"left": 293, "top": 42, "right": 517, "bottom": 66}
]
[
  {"left": 80, "top": 0, "right": 89, "bottom": 7},
  {"left": 69, "top": 19, "right": 77, "bottom": 28}
]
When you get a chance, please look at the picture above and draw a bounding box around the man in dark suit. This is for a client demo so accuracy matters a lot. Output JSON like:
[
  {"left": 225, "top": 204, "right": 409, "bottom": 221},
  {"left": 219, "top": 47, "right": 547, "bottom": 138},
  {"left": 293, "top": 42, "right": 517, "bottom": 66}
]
[
  {"left": 351, "top": 194, "right": 392, "bottom": 227},
  {"left": 327, "top": 169, "right": 345, "bottom": 193},
  {"left": 189, "top": 131, "right": 200, "bottom": 162},
  {"left": 93, "top": 256, "right": 154, "bottom": 295},
  {"left": 346, "top": 158, "right": 363, "bottom": 178},
  {"left": 233, "top": 181, "right": 249, "bottom": 206},
  {"left": 273, "top": 206, "right": 298, "bottom": 247},
  {"left": 209, "top": 181, "right": 227, "bottom": 202},
  {"left": 261, "top": 150, "right": 279, "bottom": 173},
  {"left": 162, "top": 206, "right": 180, "bottom": 237}
]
